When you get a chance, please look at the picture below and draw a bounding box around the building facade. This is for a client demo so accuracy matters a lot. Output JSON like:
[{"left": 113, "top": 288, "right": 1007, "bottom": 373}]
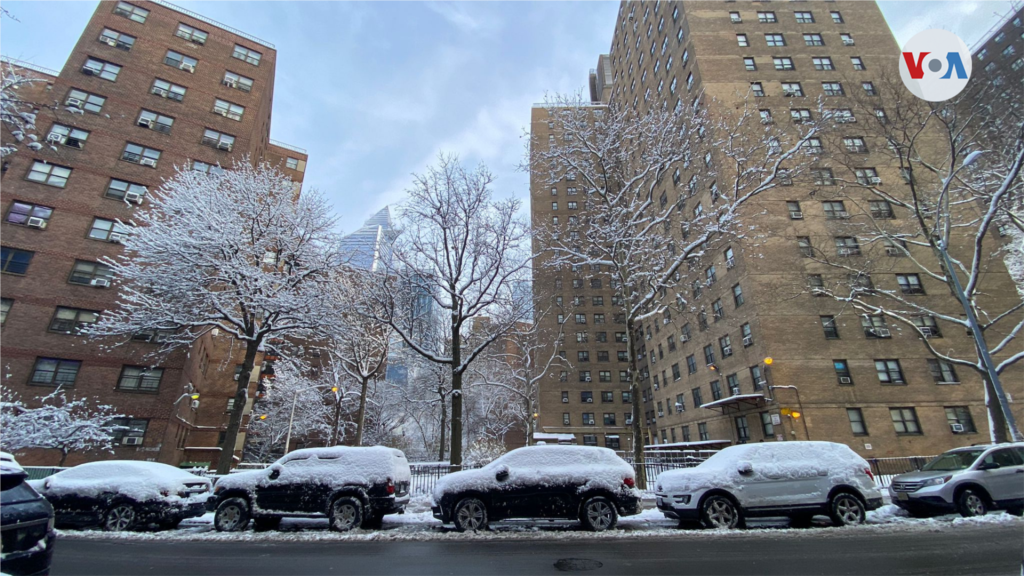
[
  {"left": 532, "top": 0, "right": 1023, "bottom": 458},
  {"left": 1, "top": 0, "right": 307, "bottom": 469}
]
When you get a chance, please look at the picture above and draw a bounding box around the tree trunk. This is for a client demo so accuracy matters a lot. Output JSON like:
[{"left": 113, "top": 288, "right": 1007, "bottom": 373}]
[
  {"left": 450, "top": 324, "right": 464, "bottom": 471},
  {"left": 58, "top": 449, "right": 69, "bottom": 467},
  {"left": 626, "top": 317, "right": 647, "bottom": 489},
  {"left": 437, "top": 386, "right": 447, "bottom": 462},
  {"left": 355, "top": 376, "right": 370, "bottom": 446},
  {"left": 984, "top": 375, "right": 1009, "bottom": 444},
  {"left": 216, "top": 340, "right": 261, "bottom": 475}
]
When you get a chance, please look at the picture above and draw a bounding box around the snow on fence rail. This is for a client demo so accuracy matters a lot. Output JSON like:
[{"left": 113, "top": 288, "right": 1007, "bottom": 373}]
[{"left": 867, "top": 455, "right": 936, "bottom": 489}]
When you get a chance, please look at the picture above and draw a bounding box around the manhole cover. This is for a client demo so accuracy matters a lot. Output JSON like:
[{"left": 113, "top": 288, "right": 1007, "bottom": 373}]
[{"left": 554, "top": 558, "right": 603, "bottom": 572}]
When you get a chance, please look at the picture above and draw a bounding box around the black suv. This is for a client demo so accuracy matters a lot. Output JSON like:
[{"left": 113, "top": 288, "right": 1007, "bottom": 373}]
[
  {"left": 431, "top": 445, "right": 642, "bottom": 532},
  {"left": 1, "top": 455, "right": 55, "bottom": 576},
  {"left": 208, "top": 446, "right": 411, "bottom": 531}
]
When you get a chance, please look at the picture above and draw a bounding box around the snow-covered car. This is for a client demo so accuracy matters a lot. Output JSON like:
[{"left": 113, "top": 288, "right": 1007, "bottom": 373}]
[
  {"left": 208, "top": 446, "right": 411, "bottom": 532},
  {"left": 431, "top": 445, "right": 642, "bottom": 532},
  {"left": 655, "top": 441, "right": 883, "bottom": 529},
  {"left": 889, "top": 443, "right": 1024, "bottom": 518},
  {"left": 1, "top": 454, "right": 55, "bottom": 576},
  {"left": 32, "top": 461, "right": 211, "bottom": 532}
]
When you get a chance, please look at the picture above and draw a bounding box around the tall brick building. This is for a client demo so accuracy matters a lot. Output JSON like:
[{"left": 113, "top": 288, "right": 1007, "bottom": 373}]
[
  {"left": 1, "top": 0, "right": 307, "bottom": 469},
  {"left": 531, "top": 0, "right": 1023, "bottom": 457}
]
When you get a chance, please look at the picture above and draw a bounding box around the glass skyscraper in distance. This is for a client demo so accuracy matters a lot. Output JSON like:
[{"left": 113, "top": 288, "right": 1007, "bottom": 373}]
[{"left": 339, "top": 207, "right": 397, "bottom": 272}]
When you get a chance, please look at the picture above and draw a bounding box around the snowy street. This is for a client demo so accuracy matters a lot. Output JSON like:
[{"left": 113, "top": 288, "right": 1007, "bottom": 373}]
[{"left": 51, "top": 517, "right": 1022, "bottom": 575}]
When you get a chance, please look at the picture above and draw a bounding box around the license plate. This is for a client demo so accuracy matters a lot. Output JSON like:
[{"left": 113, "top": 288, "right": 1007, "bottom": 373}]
[
  {"left": 656, "top": 497, "right": 664, "bottom": 506},
  {"left": 897, "top": 492, "right": 909, "bottom": 501}
]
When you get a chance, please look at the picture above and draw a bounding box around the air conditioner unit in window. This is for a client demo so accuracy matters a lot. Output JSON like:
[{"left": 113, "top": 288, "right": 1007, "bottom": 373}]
[
  {"left": 82, "top": 66, "right": 95, "bottom": 75},
  {"left": 124, "top": 191, "right": 144, "bottom": 204},
  {"left": 66, "top": 97, "right": 85, "bottom": 108},
  {"left": 180, "top": 62, "right": 195, "bottom": 73},
  {"left": 705, "top": 278, "right": 715, "bottom": 287},
  {"left": 726, "top": 258, "right": 735, "bottom": 269},
  {"left": 47, "top": 133, "right": 67, "bottom": 144},
  {"left": 743, "top": 336, "right": 753, "bottom": 346},
  {"left": 681, "top": 334, "right": 690, "bottom": 342},
  {"left": 152, "top": 87, "right": 169, "bottom": 97},
  {"left": 140, "top": 158, "right": 157, "bottom": 167},
  {"left": 585, "top": 396, "right": 593, "bottom": 402},
  {"left": 886, "top": 247, "right": 901, "bottom": 256},
  {"left": 90, "top": 278, "right": 111, "bottom": 288},
  {"left": 839, "top": 376, "right": 852, "bottom": 384},
  {"left": 837, "top": 211, "right": 850, "bottom": 219},
  {"left": 26, "top": 217, "right": 47, "bottom": 229},
  {"left": 223, "top": 79, "right": 238, "bottom": 88},
  {"left": 950, "top": 423, "right": 965, "bottom": 433},
  {"left": 790, "top": 211, "right": 804, "bottom": 219},
  {"left": 217, "top": 142, "right": 233, "bottom": 152},
  {"left": 101, "top": 36, "right": 118, "bottom": 47},
  {"left": 723, "top": 346, "right": 732, "bottom": 356},
  {"left": 561, "top": 397, "right": 568, "bottom": 403},
  {"left": 109, "top": 233, "right": 126, "bottom": 244},
  {"left": 755, "top": 378, "right": 767, "bottom": 387},
  {"left": 214, "top": 108, "right": 229, "bottom": 117},
  {"left": 584, "top": 377, "right": 592, "bottom": 383},
  {"left": 122, "top": 436, "right": 143, "bottom": 446},
  {"left": 873, "top": 328, "right": 891, "bottom": 338},
  {"left": 869, "top": 177, "right": 882, "bottom": 184},
  {"left": 138, "top": 118, "right": 154, "bottom": 128},
  {"left": 919, "top": 326, "right": 935, "bottom": 337},
  {"left": 837, "top": 247, "right": 853, "bottom": 256}
]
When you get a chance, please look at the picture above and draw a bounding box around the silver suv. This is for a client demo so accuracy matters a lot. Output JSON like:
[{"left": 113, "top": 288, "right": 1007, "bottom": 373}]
[{"left": 889, "top": 443, "right": 1024, "bottom": 518}]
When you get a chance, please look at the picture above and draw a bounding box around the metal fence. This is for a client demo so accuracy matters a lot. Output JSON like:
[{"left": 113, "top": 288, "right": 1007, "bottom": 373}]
[
  {"left": 867, "top": 455, "right": 936, "bottom": 489},
  {"left": 619, "top": 450, "right": 718, "bottom": 487}
]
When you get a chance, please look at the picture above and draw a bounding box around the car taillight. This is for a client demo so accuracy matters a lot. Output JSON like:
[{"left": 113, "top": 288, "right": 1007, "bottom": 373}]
[
  {"left": 623, "top": 477, "right": 635, "bottom": 488},
  {"left": 864, "top": 468, "right": 874, "bottom": 482},
  {"left": 386, "top": 477, "right": 395, "bottom": 495}
]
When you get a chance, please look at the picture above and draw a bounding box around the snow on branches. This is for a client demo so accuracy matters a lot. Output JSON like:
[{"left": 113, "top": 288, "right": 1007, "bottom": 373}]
[{"left": 1, "top": 58, "right": 47, "bottom": 158}]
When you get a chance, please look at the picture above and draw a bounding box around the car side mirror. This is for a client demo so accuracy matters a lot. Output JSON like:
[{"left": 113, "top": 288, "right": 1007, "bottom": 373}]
[
  {"left": 737, "top": 462, "right": 753, "bottom": 475},
  {"left": 269, "top": 464, "right": 282, "bottom": 480},
  {"left": 495, "top": 465, "right": 510, "bottom": 482},
  {"left": 977, "top": 461, "right": 1000, "bottom": 471}
]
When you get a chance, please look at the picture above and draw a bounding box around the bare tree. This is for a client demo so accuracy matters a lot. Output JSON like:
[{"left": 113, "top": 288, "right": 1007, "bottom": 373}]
[
  {"left": 528, "top": 93, "right": 826, "bottom": 486},
  {"left": 87, "top": 161, "right": 347, "bottom": 473},
  {"left": 375, "top": 154, "right": 531, "bottom": 470},
  {"left": 1, "top": 58, "right": 47, "bottom": 158},
  {"left": 804, "top": 68, "right": 1023, "bottom": 442},
  {"left": 242, "top": 359, "right": 333, "bottom": 463}
]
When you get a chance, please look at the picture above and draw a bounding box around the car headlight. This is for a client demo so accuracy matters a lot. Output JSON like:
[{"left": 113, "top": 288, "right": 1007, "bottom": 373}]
[
  {"left": 214, "top": 485, "right": 223, "bottom": 494},
  {"left": 921, "top": 475, "right": 953, "bottom": 487}
]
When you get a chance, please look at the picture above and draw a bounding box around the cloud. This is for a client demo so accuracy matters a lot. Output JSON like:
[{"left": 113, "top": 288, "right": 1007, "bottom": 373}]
[{"left": 424, "top": 2, "right": 498, "bottom": 35}]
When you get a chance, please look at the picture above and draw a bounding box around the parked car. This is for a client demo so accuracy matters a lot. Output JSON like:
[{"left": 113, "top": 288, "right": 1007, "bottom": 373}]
[
  {"left": 208, "top": 446, "right": 411, "bottom": 532},
  {"left": 31, "top": 461, "right": 211, "bottom": 532},
  {"left": 655, "top": 441, "right": 883, "bottom": 529},
  {"left": 431, "top": 445, "right": 642, "bottom": 532},
  {"left": 889, "top": 443, "right": 1024, "bottom": 518},
  {"left": 1, "top": 453, "right": 55, "bottom": 576}
]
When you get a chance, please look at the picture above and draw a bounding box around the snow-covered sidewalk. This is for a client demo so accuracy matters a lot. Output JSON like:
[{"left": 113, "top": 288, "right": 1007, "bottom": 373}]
[{"left": 56, "top": 498, "right": 1023, "bottom": 543}]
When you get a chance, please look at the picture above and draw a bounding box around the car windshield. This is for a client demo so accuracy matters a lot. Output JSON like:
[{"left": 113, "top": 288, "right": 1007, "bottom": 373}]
[{"left": 922, "top": 449, "right": 986, "bottom": 471}]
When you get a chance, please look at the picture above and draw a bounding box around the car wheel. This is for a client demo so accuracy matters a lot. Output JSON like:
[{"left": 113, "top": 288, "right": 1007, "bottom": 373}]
[
  {"left": 828, "top": 492, "right": 866, "bottom": 527},
  {"left": 957, "top": 488, "right": 988, "bottom": 518},
  {"left": 329, "top": 497, "right": 363, "bottom": 532},
  {"left": 580, "top": 496, "right": 618, "bottom": 531},
  {"left": 700, "top": 495, "right": 741, "bottom": 530},
  {"left": 361, "top": 513, "right": 384, "bottom": 530},
  {"left": 452, "top": 497, "right": 488, "bottom": 532},
  {"left": 214, "top": 497, "right": 251, "bottom": 532},
  {"left": 253, "top": 517, "right": 282, "bottom": 532},
  {"left": 103, "top": 502, "right": 137, "bottom": 532}
]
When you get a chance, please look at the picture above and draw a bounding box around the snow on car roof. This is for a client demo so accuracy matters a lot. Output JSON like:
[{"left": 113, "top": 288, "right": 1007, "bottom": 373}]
[
  {"left": 279, "top": 445, "right": 407, "bottom": 464},
  {"left": 43, "top": 460, "right": 210, "bottom": 502},
  {"left": 216, "top": 446, "right": 411, "bottom": 494}
]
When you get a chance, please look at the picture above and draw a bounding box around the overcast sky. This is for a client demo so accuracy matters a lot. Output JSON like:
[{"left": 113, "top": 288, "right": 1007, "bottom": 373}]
[{"left": 2, "top": 1, "right": 1016, "bottom": 232}]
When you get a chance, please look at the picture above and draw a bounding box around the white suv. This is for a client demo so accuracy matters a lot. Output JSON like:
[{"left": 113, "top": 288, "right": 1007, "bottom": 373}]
[{"left": 655, "top": 441, "right": 883, "bottom": 529}]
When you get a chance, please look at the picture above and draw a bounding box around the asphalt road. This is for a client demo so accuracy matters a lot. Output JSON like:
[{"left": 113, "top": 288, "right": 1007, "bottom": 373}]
[{"left": 52, "top": 524, "right": 1024, "bottom": 576}]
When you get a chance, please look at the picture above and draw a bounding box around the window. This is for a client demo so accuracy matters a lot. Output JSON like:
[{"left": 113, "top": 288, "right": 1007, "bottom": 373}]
[
  {"left": 812, "top": 57, "right": 835, "bottom": 71},
  {"left": 928, "top": 359, "right": 959, "bottom": 384},
  {"left": 812, "top": 168, "right": 835, "bottom": 185},
  {"left": 49, "top": 306, "right": 101, "bottom": 335},
  {"left": 113, "top": 1, "right": 148, "bottom": 23},
  {"left": 567, "top": 201, "right": 578, "bottom": 210},
  {"left": 890, "top": 407, "right": 921, "bottom": 435},
  {"left": 581, "top": 391, "right": 593, "bottom": 403},
  {"left": 847, "top": 408, "right": 867, "bottom": 435},
  {"left": 223, "top": 70, "right": 254, "bottom": 92},
  {"left": 804, "top": 33, "right": 824, "bottom": 46},
  {"left": 603, "top": 413, "right": 617, "bottom": 426},
  {"left": 582, "top": 413, "right": 596, "bottom": 426},
  {"left": 781, "top": 82, "right": 804, "bottom": 97},
  {"left": 687, "top": 355, "right": 697, "bottom": 374},
  {"left": 850, "top": 57, "right": 865, "bottom": 70},
  {"left": 765, "top": 34, "right": 786, "bottom": 47},
  {"left": 117, "top": 366, "right": 163, "bottom": 392},
  {"left": 131, "top": 328, "right": 174, "bottom": 344},
  {"left": 712, "top": 299, "right": 725, "bottom": 321},
  {"left": 64, "top": 89, "right": 106, "bottom": 114},
  {"left": 213, "top": 99, "right": 245, "bottom": 121},
  {"left": 551, "top": 202, "right": 558, "bottom": 211},
  {"left": 0, "top": 299, "right": 10, "bottom": 325},
  {"left": 732, "top": 284, "right": 745, "bottom": 307},
  {"left": 682, "top": 425, "right": 692, "bottom": 442},
  {"left": 692, "top": 387, "right": 703, "bottom": 407},
  {"left": 45, "top": 124, "right": 89, "bottom": 149},
  {"left": 164, "top": 50, "right": 197, "bottom": 71},
  {"left": 601, "top": 390, "right": 614, "bottom": 402},
  {"left": 821, "top": 315, "right": 839, "bottom": 339},
  {"left": 823, "top": 201, "right": 847, "bottom": 219},
  {"left": 945, "top": 407, "right": 976, "bottom": 433},
  {"left": 151, "top": 78, "right": 186, "bottom": 101},
  {"left": 744, "top": 57, "right": 757, "bottom": 71},
  {"left": 98, "top": 28, "right": 135, "bottom": 52},
  {"left": 703, "top": 345, "right": 716, "bottom": 366},
  {"left": 108, "top": 418, "right": 148, "bottom": 443},
  {"left": 686, "top": 73, "right": 694, "bottom": 91},
  {"left": 122, "top": 143, "right": 161, "bottom": 167},
  {"left": 797, "top": 237, "right": 813, "bottom": 257},
  {"left": 175, "top": 23, "right": 208, "bottom": 44},
  {"left": 840, "top": 33, "right": 855, "bottom": 46},
  {"left": 869, "top": 200, "right": 894, "bottom": 219},
  {"left": 137, "top": 110, "right": 174, "bottom": 134},
  {"left": 794, "top": 11, "right": 814, "bottom": 23},
  {"left": 734, "top": 415, "right": 750, "bottom": 442},
  {"left": 875, "top": 359, "right": 905, "bottom": 384},
  {"left": 758, "top": 11, "right": 777, "bottom": 23},
  {"left": 233, "top": 44, "right": 262, "bottom": 66},
  {"left": 849, "top": 273, "right": 874, "bottom": 293},
  {"left": 773, "top": 57, "right": 795, "bottom": 70},
  {"left": 69, "top": 260, "right": 114, "bottom": 285},
  {"left": 577, "top": 351, "right": 590, "bottom": 363},
  {"left": 748, "top": 365, "right": 764, "bottom": 390},
  {"left": 807, "top": 274, "right": 824, "bottom": 295},
  {"left": 26, "top": 161, "right": 72, "bottom": 188},
  {"left": 730, "top": 11, "right": 742, "bottom": 23},
  {"left": 1, "top": 247, "right": 34, "bottom": 275},
  {"left": 6, "top": 201, "right": 53, "bottom": 228},
  {"left": 192, "top": 161, "right": 224, "bottom": 176},
  {"left": 897, "top": 274, "right": 925, "bottom": 294},
  {"left": 202, "top": 129, "right": 235, "bottom": 151},
  {"left": 562, "top": 413, "right": 571, "bottom": 426},
  {"left": 582, "top": 434, "right": 597, "bottom": 446},
  {"left": 719, "top": 335, "right": 733, "bottom": 357},
  {"left": 698, "top": 423, "right": 710, "bottom": 441},
  {"left": 1001, "top": 45, "right": 1016, "bottom": 58},
  {"left": 750, "top": 82, "right": 765, "bottom": 97},
  {"left": 861, "top": 81, "right": 876, "bottom": 95},
  {"left": 862, "top": 315, "right": 889, "bottom": 339},
  {"left": 31, "top": 357, "right": 82, "bottom": 386},
  {"left": 605, "top": 435, "right": 620, "bottom": 449},
  {"left": 104, "top": 179, "right": 148, "bottom": 203},
  {"left": 88, "top": 217, "right": 130, "bottom": 242},
  {"left": 913, "top": 315, "right": 941, "bottom": 338},
  {"left": 832, "top": 359, "right": 851, "bottom": 383},
  {"left": 822, "top": 82, "right": 844, "bottom": 96},
  {"left": 835, "top": 236, "right": 861, "bottom": 256},
  {"left": 737, "top": 34, "right": 749, "bottom": 47},
  {"left": 830, "top": 11, "right": 844, "bottom": 24},
  {"left": 855, "top": 167, "right": 880, "bottom": 185}
]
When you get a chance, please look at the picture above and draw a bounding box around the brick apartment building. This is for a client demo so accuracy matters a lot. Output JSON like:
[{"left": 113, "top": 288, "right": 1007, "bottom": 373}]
[
  {"left": 531, "top": 1, "right": 1023, "bottom": 458},
  {"left": 1, "top": 0, "right": 308, "bottom": 469}
]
